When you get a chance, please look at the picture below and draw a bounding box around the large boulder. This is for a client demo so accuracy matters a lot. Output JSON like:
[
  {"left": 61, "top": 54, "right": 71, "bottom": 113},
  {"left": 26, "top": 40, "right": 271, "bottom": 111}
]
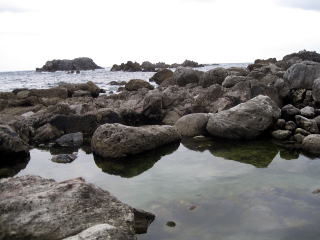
[
  {"left": 302, "top": 134, "right": 320, "bottom": 155},
  {"left": 60, "top": 81, "right": 101, "bottom": 98},
  {"left": 125, "top": 79, "right": 154, "bottom": 91},
  {"left": 175, "top": 113, "right": 209, "bottom": 137},
  {"left": 141, "top": 61, "right": 156, "bottom": 72},
  {"left": 33, "top": 123, "right": 64, "bottom": 143},
  {"left": 36, "top": 57, "right": 103, "bottom": 72},
  {"left": 295, "top": 115, "right": 319, "bottom": 134},
  {"left": 55, "top": 132, "right": 83, "bottom": 148},
  {"left": 111, "top": 61, "right": 142, "bottom": 72},
  {"left": 91, "top": 123, "right": 180, "bottom": 158},
  {"left": 173, "top": 67, "right": 203, "bottom": 87},
  {"left": 17, "top": 87, "right": 68, "bottom": 99},
  {"left": 0, "top": 175, "right": 154, "bottom": 240},
  {"left": 149, "top": 69, "right": 173, "bottom": 85},
  {"left": 312, "top": 78, "right": 320, "bottom": 103},
  {"left": 200, "top": 67, "right": 228, "bottom": 88},
  {"left": 284, "top": 61, "right": 320, "bottom": 89},
  {"left": 206, "top": 95, "right": 280, "bottom": 140},
  {"left": 0, "top": 125, "right": 29, "bottom": 158},
  {"left": 222, "top": 76, "right": 247, "bottom": 88}
]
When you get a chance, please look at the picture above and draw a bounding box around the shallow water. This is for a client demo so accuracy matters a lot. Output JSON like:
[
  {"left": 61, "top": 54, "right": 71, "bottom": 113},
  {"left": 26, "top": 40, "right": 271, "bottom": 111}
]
[{"left": 3, "top": 137, "right": 320, "bottom": 240}]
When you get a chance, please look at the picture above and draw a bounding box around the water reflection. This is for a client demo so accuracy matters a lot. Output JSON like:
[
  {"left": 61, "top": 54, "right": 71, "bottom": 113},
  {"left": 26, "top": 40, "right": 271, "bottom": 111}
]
[
  {"left": 94, "top": 142, "right": 180, "bottom": 178},
  {"left": 0, "top": 154, "right": 30, "bottom": 178}
]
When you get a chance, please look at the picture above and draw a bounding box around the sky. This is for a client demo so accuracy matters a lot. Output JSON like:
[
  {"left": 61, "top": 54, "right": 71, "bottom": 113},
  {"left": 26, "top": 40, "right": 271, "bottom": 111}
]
[{"left": 0, "top": 0, "right": 320, "bottom": 71}]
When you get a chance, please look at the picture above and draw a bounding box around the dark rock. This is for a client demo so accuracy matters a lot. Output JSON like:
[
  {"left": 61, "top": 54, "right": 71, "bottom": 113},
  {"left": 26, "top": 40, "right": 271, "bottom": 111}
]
[
  {"left": 55, "top": 132, "right": 83, "bottom": 148},
  {"left": 222, "top": 76, "right": 247, "bottom": 88},
  {"left": 312, "top": 78, "right": 320, "bottom": 103},
  {"left": 295, "top": 128, "right": 311, "bottom": 136},
  {"left": 173, "top": 67, "right": 203, "bottom": 87},
  {"left": 133, "top": 208, "right": 155, "bottom": 234},
  {"left": 294, "top": 133, "right": 305, "bottom": 143},
  {"left": 285, "top": 121, "right": 297, "bottom": 131},
  {"left": 166, "top": 221, "right": 176, "bottom": 227},
  {"left": 300, "top": 106, "right": 315, "bottom": 118},
  {"left": 276, "top": 119, "right": 286, "bottom": 129},
  {"left": 142, "top": 90, "right": 163, "bottom": 123},
  {"left": 271, "top": 130, "right": 291, "bottom": 140},
  {"left": 283, "top": 50, "right": 320, "bottom": 63},
  {"left": 274, "top": 78, "right": 290, "bottom": 98},
  {"left": 295, "top": 115, "right": 319, "bottom": 133},
  {"left": 125, "top": 79, "right": 154, "bottom": 91},
  {"left": 181, "top": 59, "right": 204, "bottom": 68},
  {"left": 175, "top": 113, "right": 209, "bottom": 137},
  {"left": 51, "top": 153, "right": 77, "bottom": 163},
  {"left": 91, "top": 123, "right": 180, "bottom": 158},
  {"left": 200, "top": 67, "right": 228, "bottom": 88},
  {"left": 109, "top": 81, "right": 127, "bottom": 86},
  {"left": 206, "top": 95, "right": 280, "bottom": 140},
  {"left": 72, "top": 90, "right": 92, "bottom": 97},
  {"left": 111, "top": 61, "right": 142, "bottom": 72},
  {"left": 33, "top": 123, "right": 64, "bottom": 143},
  {"left": 150, "top": 69, "right": 173, "bottom": 85},
  {"left": 36, "top": 57, "right": 102, "bottom": 72},
  {"left": 96, "top": 108, "right": 122, "bottom": 125},
  {"left": 141, "top": 61, "right": 156, "bottom": 72},
  {"left": 281, "top": 104, "right": 300, "bottom": 120},
  {"left": 0, "top": 175, "right": 154, "bottom": 239}
]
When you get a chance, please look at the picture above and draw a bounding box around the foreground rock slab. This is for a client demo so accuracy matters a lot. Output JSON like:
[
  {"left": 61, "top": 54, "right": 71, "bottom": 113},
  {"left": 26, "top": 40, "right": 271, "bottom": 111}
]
[
  {"left": 91, "top": 123, "right": 180, "bottom": 158},
  {"left": 206, "top": 95, "right": 280, "bottom": 140},
  {"left": 0, "top": 175, "right": 154, "bottom": 240}
]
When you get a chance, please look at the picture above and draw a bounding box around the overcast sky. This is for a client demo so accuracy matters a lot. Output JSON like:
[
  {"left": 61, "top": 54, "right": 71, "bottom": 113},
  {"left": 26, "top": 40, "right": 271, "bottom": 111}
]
[{"left": 0, "top": 0, "right": 320, "bottom": 71}]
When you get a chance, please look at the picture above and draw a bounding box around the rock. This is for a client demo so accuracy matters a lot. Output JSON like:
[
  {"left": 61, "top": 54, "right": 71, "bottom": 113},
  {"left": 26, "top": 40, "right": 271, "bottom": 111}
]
[
  {"left": 200, "top": 67, "right": 228, "bottom": 88},
  {"left": 21, "top": 111, "right": 35, "bottom": 118},
  {"left": 162, "top": 110, "right": 181, "bottom": 125},
  {"left": 271, "top": 130, "right": 292, "bottom": 140},
  {"left": 281, "top": 104, "right": 300, "bottom": 120},
  {"left": 291, "top": 89, "right": 306, "bottom": 105},
  {"left": 149, "top": 69, "right": 173, "bottom": 85},
  {"left": 312, "top": 78, "right": 320, "bottom": 103},
  {"left": 142, "top": 90, "right": 163, "bottom": 122},
  {"left": 33, "top": 123, "right": 64, "bottom": 143},
  {"left": 276, "top": 119, "right": 286, "bottom": 129},
  {"left": 96, "top": 108, "right": 122, "bottom": 125},
  {"left": 227, "top": 67, "right": 249, "bottom": 76},
  {"left": 56, "top": 132, "right": 83, "bottom": 148},
  {"left": 181, "top": 59, "right": 204, "bottom": 68},
  {"left": 283, "top": 50, "right": 320, "bottom": 63},
  {"left": 222, "top": 76, "right": 247, "bottom": 88},
  {"left": 302, "top": 134, "right": 320, "bottom": 155},
  {"left": 300, "top": 106, "right": 315, "bottom": 118},
  {"left": 125, "top": 79, "right": 154, "bottom": 91},
  {"left": 206, "top": 95, "right": 280, "bottom": 140},
  {"left": 59, "top": 81, "right": 101, "bottom": 98},
  {"left": 166, "top": 221, "right": 176, "bottom": 227},
  {"left": 0, "top": 175, "right": 154, "bottom": 240},
  {"left": 109, "top": 81, "right": 127, "bottom": 86},
  {"left": 173, "top": 67, "right": 203, "bottom": 87},
  {"left": 0, "top": 125, "right": 29, "bottom": 158},
  {"left": 274, "top": 78, "right": 290, "bottom": 98},
  {"left": 91, "top": 123, "right": 180, "bottom": 158},
  {"left": 175, "top": 113, "right": 209, "bottom": 137},
  {"left": 295, "top": 128, "right": 311, "bottom": 136},
  {"left": 111, "top": 61, "right": 142, "bottom": 72},
  {"left": 50, "top": 114, "right": 98, "bottom": 135},
  {"left": 294, "top": 133, "right": 305, "bottom": 143},
  {"left": 314, "top": 115, "right": 320, "bottom": 128},
  {"left": 285, "top": 121, "right": 297, "bottom": 131},
  {"left": 36, "top": 57, "right": 102, "bottom": 72},
  {"left": 284, "top": 61, "right": 320, "bottom": 89},
  {"left": 141, "top": 61, "right": 156, "bottom": 72},
  {"left": 51, "top": 153, "right": 77, "bottom": 163},
  {"left": 72, "top": 90, "right": 92, "bottom": 97},
  {"left": 295, "top": 115, "right": 319, "bottom": 133}
]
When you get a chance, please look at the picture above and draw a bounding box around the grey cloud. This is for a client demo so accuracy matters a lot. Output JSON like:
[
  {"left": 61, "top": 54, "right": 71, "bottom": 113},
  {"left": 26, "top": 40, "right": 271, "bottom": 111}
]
[{"left": 275, "top": 0, "right": 320, "bottom": 11}]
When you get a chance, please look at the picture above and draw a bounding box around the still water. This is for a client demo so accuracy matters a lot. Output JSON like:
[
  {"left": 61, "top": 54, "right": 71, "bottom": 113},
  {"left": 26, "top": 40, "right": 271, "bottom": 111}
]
[{"left": 3, "top": 137, "right": 320, "bottom": 240}]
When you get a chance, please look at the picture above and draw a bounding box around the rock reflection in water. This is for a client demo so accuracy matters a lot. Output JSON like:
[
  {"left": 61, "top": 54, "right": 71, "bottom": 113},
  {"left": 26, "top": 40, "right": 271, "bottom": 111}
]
[
  {"left": 0, "top": 154, "right": 30, "bottom": 178},
  {"left": 182, "top": 137, "right": 299, "bottom": 168},
  {"left": 94, "top": 142, "right": 180, "bottom": 178}
]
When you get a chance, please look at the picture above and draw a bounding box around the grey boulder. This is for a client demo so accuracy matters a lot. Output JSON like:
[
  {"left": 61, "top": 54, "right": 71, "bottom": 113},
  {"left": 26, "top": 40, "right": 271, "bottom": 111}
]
[
  {"left": 56, "top": 132, "right": 83, "bottom": 148},
  {"left": 173, "top": 67, "right": 203, "bottom": 87},
  {"left": 174, "top": 113, "right": 209, "bottom": 137},
  {"left": 302, "top": 134, "right": 320, "bottom": 155},
  {"left": 91, "top": 123, "right": 180, "bottom": 158},
  {"left": 206, "top": 95, "right": 280, "bottom": 140}
]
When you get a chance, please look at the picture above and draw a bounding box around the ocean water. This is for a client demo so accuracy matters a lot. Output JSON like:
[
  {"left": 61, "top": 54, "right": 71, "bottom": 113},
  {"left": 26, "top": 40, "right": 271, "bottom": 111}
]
[{"left": 0, "top": 63, "right": 248, "bottom": 93}]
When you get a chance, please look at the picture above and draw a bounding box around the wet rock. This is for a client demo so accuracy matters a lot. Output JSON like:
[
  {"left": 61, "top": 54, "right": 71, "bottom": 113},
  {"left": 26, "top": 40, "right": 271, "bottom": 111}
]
[
  {"left": 222, "top": 76, "right": 247, "bottom": 88},
  {"left": 0, "top": 125, "right": 29, "bottom": 158},
  {"left": 206, "top": 95, "right": 280, "bottom": 140},
  {"left": 125, "top": 79, "right": 154, "bottom": 91},
  {"left": 285, "top": 121, "right": 297, "bottom": 131},
  {"left": 276, "top": 119, "right": 286, "bottom": 129},
  {"left": 56, "top": 132, "right": 83, "bottom": 148},
  {"left": 284, "top": 61, "right": 320, "bottom": 89},
  {"left": 302, "top": 134, "right": 320, "bottom": 155},
  {"left": 175, "top": 113, "right": 209, "bottom": 137},
  {"left": 33, "top": 123, "right": 64, "bottom": 143},
  {"left": 166, "top": 221, "right": 176, "bottom": 227},
  {"left": 149, "top": 69, "right": 173, "bottom": 85},
  {"left": 300, "top": 106, "right": 315, "bottom": 118},
  {"left": 173, "top": 67, "right": 203, "bottom": 87},
  {"left": 51, "top": 153, "right": 77, "bottom": 163},
  {"left": 295, "top": 115, "right": 319, "bottom": 134},
  {"left": 91, "top": 123, "right": 180, "bottom": 158},
  {"left": 281, "top": 104, "right": 300, "bottom": 120},
  {"left": 271, "top": 130, "right": 291, "bottom": 140},
  {"left": 36, "top": 57, "right": 103, "bottom": 72},
  {"left": 200, "top": 67, "right": 228, "bottom": 88},
  {"left": 0, "top": 175, "right": 154, "bottom": 240}
]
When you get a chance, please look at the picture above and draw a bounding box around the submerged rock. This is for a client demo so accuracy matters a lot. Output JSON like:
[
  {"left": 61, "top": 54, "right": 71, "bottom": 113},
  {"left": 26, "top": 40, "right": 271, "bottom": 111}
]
[
  {"left": 0, "top": 175, "right": 154, "bottom": 240},
  {"left": 206, "top": 95, "right": 280, "bottom": 140},
  {"left": 51, "top": 153, "right": 77, "bottom": 163},
  {"left": 91, "top": 123, "right": 180, "bottom": 158}
]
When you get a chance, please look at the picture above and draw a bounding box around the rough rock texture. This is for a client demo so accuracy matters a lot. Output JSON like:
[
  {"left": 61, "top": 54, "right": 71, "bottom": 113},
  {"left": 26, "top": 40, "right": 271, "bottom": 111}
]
[
  {"left": 302, "top": 134, "right": 320, "bottom": 155},
  {"left": 51, "top": 154, "right": 77, "bottom": 163},
  {"left": 173, "top": 67, "right": 203, "bottom": 87},
  {"left": 312, "top": 78, "right": 320, "bottom": 103},
  {"left": 271, "top": 130, "right": 292, "bottom": 140},
  {"left": 295, "top": 115, "right": 319, "bottom": 134},
  {"left": 206, "top": 95, "right": 280, "bottom": 140},
  {"left": 91, "top": 123, "right": 180, "bottom": 158},
  {"left": 0, "top": 175, "right": 154, "bottom": 240},
  {"left": 284, "top": 61, "right": 320, "bottom": 89},
  {"left": 281, "top": 104, "right": 300, "bottom": 120},
  {"left": 222, "top": 76, "right": 247, "bottom": 88},
  {"left": 125, "top": 79, "right": 154, "bottom": 91},
  {"left": 149, "top": 69, "right": 173, "bottom": 85},
  {"left": 33, "top": 123, "right": 64, "bottom": 143},
  {"left": 0, "top": 125, "right": 29, "bottom": 157},
  {"left": 174, "top": 113, "right": 209, "bottom": 137},
  {"left": 200, "top": 68, "right": 228, "bottom": 88},
  {"left": 36, "top": 57, "right": 102, "bottom": 72},
  {"left": 55, "top": 132, "right": 83, "bottom": 148}
]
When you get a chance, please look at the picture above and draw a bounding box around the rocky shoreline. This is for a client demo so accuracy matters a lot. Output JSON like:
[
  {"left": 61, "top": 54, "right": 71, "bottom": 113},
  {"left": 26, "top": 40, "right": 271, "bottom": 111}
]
[{"left": 2, "top": 50, "right": 320, "bottom": 239}]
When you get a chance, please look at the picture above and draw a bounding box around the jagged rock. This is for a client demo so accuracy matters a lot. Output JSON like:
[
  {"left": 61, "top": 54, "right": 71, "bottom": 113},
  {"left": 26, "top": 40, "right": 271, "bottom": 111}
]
[
  {"left": 55, "top": 132, "right": 83, "bottom": 148},
  {"left": 141, "top": 61, "right": 156, "bottom": 72},
  {"left": 172, "top": 67, "right": 203, "bottom": 87},
  {"left": 51, "top": 153, "right": 77, "bottom": 163},
  {"left": 271, "top": 130, "right": 292, "bottom": 140},
  {"left": 300, "top": 106, "right": 315, "bottom": 118},
  {"left": 281, "top": 104, "right": 300, "bottom": 120},
  {"left": 302, "top": 134, "right": 320, "bottom": 155},
  {"left": 283, "top": 50, "right": 320, "bottom": 63},
  {"left": 0, "top": 175, "right": 154, "bottom": 240},
  {"left": 200, "top": 68, "right": 228, "bottom": 88},
  {"left": 295, "top": 115, "right": 319, "bottom": 134},
  {"left": 125, "top": 79, "right": 154, "bottom": 91},
  {"left": 150, "top": 69, "right": 173, "bottom": 85},
  {"left": 36, "top": 57, "right": 102, "bottom": 72},
  {"left": 284, "top": 61, "right": 320, "bottom": 89},
  {"left": 111, "top": 61, "right": 142, "bottom": 72},
  {"left": 206, "top": 95, "right": 280, "bottom": 140},
  {"left": 91, "top": 123, "right": 180, "bottom": 158},
  {"left": 17, "top": 87, "right": 68, "bottom": 99},
  {"left": 222, "top": 76, "right": 247, "bottom": 88},
  {"left": 181, "top": 59, "right": 204, "bottom": 68},
  {"left": 175, "top": 113, "right": 209, "bottom": 137},
  {"left": 33, "top": 123, "right": 64, "bottom": 143}
]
